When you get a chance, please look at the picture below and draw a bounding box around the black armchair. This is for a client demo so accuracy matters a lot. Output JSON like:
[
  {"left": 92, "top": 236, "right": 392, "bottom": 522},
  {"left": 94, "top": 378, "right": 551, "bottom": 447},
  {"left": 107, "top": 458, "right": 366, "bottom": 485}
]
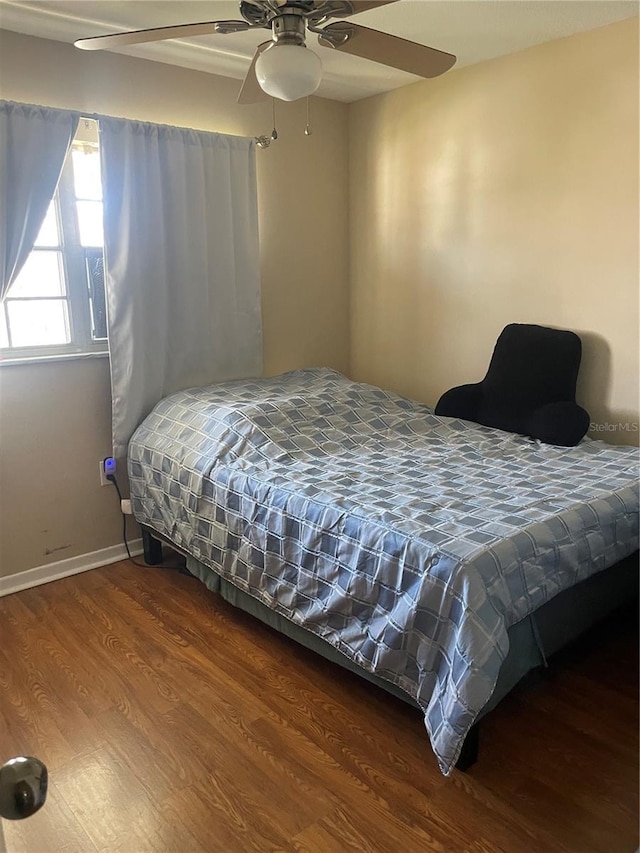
[{"left": 435, "top": 323, "right": 590, "bottom": 447}]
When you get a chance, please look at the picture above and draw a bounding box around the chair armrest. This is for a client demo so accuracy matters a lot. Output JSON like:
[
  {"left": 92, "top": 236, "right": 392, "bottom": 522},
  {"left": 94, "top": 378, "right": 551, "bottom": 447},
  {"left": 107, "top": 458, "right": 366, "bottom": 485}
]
[
  {"left": 435, "top": 383, "right": 483, "bottom": 422},
  {"left": 525, "top": 401, "right": 590, "bottom": 447}
]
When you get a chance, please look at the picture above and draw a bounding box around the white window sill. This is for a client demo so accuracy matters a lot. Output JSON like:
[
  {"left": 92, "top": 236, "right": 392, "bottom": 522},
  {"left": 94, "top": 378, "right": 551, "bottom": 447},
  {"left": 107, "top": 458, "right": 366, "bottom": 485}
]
[{"left": 0, "top": 350, "right": 109, "bottom": 367}]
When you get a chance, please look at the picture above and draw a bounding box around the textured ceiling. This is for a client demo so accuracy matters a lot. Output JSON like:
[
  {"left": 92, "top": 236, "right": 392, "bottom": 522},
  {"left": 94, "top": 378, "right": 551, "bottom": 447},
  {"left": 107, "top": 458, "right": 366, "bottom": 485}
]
[{"left": 0, "top": 1, "right": 637, "bottom": 102}]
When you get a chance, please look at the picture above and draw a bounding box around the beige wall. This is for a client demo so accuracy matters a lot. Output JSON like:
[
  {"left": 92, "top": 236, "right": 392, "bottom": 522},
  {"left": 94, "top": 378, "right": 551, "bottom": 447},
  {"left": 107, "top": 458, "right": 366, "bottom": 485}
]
[
  {"left": 349, "top": 18, "right": 639, "bottom": 446},
  {"left": 0, "top": 30, "right": 350, "bottom": 577}
]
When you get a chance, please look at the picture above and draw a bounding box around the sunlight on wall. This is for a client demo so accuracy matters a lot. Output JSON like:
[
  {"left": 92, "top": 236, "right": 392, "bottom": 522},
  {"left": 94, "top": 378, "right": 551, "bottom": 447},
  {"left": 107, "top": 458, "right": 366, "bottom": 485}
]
[{"left": 350, "top": 18, "right": 639, "bottom": 445}]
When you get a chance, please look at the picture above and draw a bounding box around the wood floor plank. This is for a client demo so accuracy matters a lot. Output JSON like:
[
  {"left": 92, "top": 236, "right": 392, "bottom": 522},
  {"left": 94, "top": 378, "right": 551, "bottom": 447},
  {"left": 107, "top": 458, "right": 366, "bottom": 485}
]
[
  {"left": 246, "top": 711, "right": 458, "bottom": 852},
  {"left": 0, "top": 560, "right": 637, "bottom": 853},
  {"left": 52, "top": 744, "right": 170, "bottom": 853},
  {"left": 1, "top": 778, "right": 99, "bottom": 853},
  {"left": 431, "top": 774, "right": 566, "bottom": 853}
]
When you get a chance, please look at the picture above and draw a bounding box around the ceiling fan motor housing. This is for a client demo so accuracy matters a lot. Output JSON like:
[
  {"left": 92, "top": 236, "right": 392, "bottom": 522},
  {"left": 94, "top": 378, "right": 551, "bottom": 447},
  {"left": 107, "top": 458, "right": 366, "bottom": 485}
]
[
  {"left": 271, "top": 12, "right": 306, "bottom": 45},
  {"left": 239, "top": 1, "right": 356, "bottom": 30}
]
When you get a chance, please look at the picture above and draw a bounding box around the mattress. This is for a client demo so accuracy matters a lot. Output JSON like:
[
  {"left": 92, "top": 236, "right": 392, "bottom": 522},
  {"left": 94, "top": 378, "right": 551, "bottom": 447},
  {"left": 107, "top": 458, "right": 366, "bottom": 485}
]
[{"left": 128, "top": 369, "right": 639, "bottom": 774}]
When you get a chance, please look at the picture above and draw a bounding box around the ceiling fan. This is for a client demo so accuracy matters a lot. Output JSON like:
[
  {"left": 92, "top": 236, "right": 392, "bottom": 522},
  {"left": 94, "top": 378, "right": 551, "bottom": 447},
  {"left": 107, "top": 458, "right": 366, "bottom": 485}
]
[{"left": 74, "top": 0, "right": 456, "bottom": 103}]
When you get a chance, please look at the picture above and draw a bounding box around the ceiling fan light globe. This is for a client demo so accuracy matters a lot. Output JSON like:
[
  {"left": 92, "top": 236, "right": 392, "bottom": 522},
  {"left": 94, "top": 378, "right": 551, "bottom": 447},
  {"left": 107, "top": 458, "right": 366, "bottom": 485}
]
[{"left": 255, "top": 44, "right": 322, "bottom": 102}]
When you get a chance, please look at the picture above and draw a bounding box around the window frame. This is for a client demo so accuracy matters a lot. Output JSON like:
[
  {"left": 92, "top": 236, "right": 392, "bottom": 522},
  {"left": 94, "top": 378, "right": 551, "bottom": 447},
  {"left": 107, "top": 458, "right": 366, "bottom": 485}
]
[{"left": 0, "top": 129, "right": 108, "bottom": 364}]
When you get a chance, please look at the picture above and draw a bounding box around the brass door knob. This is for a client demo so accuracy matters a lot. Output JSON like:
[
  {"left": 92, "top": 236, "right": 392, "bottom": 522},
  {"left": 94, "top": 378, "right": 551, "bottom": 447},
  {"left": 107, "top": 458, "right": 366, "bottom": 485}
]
[{"left": 0, "top": 757, "right": 48, "bottom": 820}]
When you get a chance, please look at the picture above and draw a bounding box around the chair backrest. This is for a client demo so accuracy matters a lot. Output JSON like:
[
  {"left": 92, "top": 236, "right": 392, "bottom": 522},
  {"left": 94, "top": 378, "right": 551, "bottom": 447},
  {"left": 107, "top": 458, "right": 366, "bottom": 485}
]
[{"left": 476, "top": 323, "right": 583, "bottom": 435}]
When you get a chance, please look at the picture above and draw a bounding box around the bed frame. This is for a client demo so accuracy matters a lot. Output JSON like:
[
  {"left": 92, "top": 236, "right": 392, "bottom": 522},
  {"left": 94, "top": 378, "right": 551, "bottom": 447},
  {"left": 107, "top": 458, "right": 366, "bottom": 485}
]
[{"left": 140, "top": 525, "right": 638, "bottom": 771}]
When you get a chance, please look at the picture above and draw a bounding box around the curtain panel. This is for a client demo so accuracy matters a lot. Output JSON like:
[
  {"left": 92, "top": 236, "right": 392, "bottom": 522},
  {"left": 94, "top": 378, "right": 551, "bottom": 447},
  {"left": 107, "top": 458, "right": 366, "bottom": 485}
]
[
  {"left": 99, "top": 116, "right": 262, "bottom": 458},
  {"left": 0, "top": 101, "right": 79, "bottom": 300}
]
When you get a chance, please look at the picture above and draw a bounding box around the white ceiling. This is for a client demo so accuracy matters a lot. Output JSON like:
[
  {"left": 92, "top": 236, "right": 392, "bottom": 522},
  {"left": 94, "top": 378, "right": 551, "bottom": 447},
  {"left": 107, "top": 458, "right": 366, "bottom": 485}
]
[{"left": 0, "top": 0, "right": 637, "bottom": 102}]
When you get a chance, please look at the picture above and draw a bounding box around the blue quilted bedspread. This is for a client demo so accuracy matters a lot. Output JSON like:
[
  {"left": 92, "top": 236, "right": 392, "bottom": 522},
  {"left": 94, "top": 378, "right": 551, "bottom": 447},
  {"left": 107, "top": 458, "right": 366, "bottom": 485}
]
[{"left": 128, "top": 369, "right": 639, "bottom": 774}]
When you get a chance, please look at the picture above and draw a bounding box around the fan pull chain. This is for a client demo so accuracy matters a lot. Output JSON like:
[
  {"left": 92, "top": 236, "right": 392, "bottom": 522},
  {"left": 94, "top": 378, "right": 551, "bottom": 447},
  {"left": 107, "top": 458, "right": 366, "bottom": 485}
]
[{"left": 304, "top": 97, "right": 312, "bottom": 136}]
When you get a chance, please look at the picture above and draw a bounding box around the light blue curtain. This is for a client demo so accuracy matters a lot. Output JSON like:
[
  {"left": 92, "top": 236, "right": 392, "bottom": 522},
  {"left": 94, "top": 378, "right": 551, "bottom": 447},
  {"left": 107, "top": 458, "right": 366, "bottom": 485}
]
[
  {"left": 0, "top": 101, "right": 79, "bottom": 300},
  {"left": 99, "top": 116, "right": 262, "bottom": 458}
]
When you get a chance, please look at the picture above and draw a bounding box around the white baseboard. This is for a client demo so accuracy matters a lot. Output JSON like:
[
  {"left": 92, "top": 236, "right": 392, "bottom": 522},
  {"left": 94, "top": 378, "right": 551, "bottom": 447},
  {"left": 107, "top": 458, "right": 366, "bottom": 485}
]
[{"left": 0, "top": 539, "right": 143, "bottom": 598}]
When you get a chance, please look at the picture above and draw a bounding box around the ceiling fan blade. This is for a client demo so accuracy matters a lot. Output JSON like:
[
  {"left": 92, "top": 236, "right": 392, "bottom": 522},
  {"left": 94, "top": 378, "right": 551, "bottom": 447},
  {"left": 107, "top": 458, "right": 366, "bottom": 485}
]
[
  {"left": 237, "top": 42, "right": 272, "bottom": 104},
  {"left": 318, "top": 22, "right": 456, "bottom": 78},
  {"left": 74, "top": 20, "right": 251, "bottom": 51}
]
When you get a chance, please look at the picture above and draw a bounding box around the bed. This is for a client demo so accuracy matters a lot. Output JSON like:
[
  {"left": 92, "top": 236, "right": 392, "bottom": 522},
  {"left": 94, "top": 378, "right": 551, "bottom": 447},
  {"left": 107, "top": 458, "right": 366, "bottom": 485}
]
[{"left": 128, "top": 368, "right": 639, "bottom": 775}]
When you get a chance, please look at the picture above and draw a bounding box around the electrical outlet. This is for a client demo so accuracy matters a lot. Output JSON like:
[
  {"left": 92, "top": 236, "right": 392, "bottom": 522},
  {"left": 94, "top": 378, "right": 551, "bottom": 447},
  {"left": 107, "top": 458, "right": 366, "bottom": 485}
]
[{"left": 99, "top": 457, "right": 116, "bottom": 486}]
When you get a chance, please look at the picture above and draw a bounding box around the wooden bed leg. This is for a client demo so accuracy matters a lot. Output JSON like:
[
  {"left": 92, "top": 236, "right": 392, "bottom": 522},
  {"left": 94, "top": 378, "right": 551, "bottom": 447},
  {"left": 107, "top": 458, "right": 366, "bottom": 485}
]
[
  {"left": 455, "top": 724, "right": 479, "bottom": 771},
  {"left": 141, "top": 527, "right": 163, "bottom": 566}
]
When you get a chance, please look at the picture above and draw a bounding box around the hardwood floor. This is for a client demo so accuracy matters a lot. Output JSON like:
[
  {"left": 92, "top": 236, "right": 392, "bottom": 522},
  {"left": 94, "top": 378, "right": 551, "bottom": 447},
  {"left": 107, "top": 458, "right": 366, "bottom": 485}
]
[{"left": 0, "top": 560, "right": 637, "bottom": 853}]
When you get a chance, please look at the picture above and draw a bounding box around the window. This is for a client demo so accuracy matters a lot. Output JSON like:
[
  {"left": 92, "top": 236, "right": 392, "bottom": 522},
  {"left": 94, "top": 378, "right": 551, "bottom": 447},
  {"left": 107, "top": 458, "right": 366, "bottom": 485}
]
[{"left": 0, "top": 118, "right": 108, "bottom": 361}]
